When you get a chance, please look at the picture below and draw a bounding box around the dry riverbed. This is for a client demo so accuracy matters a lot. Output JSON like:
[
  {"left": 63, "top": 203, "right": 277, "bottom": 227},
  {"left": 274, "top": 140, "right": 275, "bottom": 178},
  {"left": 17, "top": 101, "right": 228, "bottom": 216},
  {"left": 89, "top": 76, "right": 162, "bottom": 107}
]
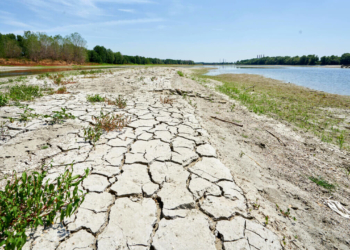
[{"left": 0, "top": 67, "right": 349, "bottom": 250}]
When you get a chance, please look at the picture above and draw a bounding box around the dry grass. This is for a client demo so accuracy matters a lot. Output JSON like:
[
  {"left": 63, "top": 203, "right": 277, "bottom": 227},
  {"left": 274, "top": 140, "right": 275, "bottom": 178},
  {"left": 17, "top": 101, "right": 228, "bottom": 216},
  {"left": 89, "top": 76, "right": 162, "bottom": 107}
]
[
  {"left": 93, "top": 113, "right": 130, "bottom": 132},
  {"left": 193, "top": 69, "right": 350, "bottom": 150},
  {"left": 55, "top": 86, "right": 68, "bottom": 94},
  {"left": 160, "top": 96, "right": 174, "bottom": 104}
]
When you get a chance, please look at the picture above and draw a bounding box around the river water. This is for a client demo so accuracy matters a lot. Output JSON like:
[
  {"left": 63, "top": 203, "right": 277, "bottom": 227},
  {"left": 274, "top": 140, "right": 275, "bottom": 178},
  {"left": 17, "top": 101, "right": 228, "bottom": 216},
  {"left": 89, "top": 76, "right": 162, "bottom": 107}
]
[{"left": 205, "top": 66, "right": 350, "bottom": 96}]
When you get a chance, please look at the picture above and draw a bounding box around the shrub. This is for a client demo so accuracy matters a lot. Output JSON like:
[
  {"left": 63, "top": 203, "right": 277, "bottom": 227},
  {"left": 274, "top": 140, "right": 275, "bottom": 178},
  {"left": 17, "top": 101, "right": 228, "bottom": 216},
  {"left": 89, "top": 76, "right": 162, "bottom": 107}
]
[
  {"left": 8, "top": 85, "right": 42, "bottom": 101},
  {"left": 0, "top": 93, "right": 9, "bottom": 107},
  {"left": 0, "top": 165, "right": 89, "bottom": 250},
  {"left": 116, "top": 95, "right": 127, "bottom": 109},
  {"left": 87, "top": 94, "right": 105, "bottom": 103}
]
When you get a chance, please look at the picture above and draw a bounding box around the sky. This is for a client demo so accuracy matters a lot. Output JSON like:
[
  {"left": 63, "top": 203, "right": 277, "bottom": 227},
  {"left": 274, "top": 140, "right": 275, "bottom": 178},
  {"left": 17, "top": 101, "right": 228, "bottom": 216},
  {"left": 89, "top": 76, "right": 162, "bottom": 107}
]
[{"left": 1, "top": 0, "right": 350, "bottom": 62}]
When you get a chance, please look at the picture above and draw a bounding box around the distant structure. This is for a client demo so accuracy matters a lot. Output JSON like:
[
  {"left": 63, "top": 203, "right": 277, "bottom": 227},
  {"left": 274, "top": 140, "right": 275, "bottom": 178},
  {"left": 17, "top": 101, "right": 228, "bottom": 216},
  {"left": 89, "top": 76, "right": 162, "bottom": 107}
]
[{"left": 257, "top": 55, "right": 265, "bottom": 58}]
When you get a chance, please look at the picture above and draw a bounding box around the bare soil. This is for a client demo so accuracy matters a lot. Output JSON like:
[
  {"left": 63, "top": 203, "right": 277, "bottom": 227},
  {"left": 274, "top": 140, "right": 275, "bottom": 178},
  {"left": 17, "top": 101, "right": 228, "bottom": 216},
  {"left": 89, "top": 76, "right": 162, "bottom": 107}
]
[{"left": 174, "top": 68, "right": 350, "bottom": 250}]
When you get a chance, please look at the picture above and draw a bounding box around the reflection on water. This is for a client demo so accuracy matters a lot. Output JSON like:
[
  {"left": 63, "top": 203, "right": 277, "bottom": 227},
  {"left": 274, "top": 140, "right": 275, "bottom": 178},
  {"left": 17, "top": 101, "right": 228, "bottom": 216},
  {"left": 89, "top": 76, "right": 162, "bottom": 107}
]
[{"left": 205, "top": 65, "right": 350, "bottom": 96}]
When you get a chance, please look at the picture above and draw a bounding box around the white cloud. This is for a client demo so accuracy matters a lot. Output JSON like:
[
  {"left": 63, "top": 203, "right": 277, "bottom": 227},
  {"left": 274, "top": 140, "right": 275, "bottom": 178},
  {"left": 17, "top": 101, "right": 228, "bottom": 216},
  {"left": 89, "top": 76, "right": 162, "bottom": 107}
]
[
  {"left": 20, "top": 0, "right": 155, "bottom": 18},
  {"left": 118, "top": 9, "right": 136, "bottom": 13}
]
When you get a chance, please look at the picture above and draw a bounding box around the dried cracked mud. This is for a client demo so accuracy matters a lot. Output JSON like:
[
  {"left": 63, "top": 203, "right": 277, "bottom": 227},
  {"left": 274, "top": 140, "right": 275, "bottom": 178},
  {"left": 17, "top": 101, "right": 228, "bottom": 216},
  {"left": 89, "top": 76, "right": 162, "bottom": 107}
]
[{"left": 1, "top": 68, "right": 284, "bottom": 250}]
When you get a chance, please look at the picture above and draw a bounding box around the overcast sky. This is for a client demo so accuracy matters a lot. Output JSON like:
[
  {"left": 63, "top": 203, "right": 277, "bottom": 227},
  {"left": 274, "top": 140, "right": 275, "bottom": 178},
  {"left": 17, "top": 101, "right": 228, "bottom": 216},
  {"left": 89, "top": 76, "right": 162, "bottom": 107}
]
[{"left": 1, "top": 0, "right": 349, "bottom": 62}]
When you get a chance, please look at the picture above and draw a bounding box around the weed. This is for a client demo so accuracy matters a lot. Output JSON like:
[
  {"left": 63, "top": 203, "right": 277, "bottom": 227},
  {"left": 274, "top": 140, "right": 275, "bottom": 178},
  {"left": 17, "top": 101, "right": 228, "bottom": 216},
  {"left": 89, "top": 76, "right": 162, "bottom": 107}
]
[
  {"left": 276, "top": 204, "right": 296, "bottom": 221},
  {"left": 49, "top": 108, "right": 75, "bottom": 124},
  {"left": 0, "top": 93, "right": 9, "bottom": 106},
  {"left": 56, "top": 86, "right": 68, "bottom": 94},
  {"left": 252, "top": 198, "right": 260, "bottom": 210},
  {"left": 7, "top": 79, "right": 14, "bottom": 83},
  {"left": 337, "top": 131, "right": 345, "bottom": 150},
  {"left": 116, "top": 95, "right": 127, "bottom": 109},
  {"left": 8, "top": 85, "right": 42, "bottom": 101},
  {"left": 93, "top": 112, "right": 130, "bottom": 132},
  {"left": 160, "top": 96, "right": 174, "bottom": 104},
  {"left": 41, "top": 145, "right": 49, "bottom": 150},
  {"left": 239, "top": 151, "right": 245, "bottom": 158},
  {"left": 87, "top": 94, "right": 105, "bottom": 103},
  {"left": 309, "top": 176, "right": 335, "bottom": 191},
  {"left": 265, "top": 216, "right": 269, "bottom": 225},
  {"left": 242, "top": 134, "right": 248, "bottom": 138},
  {"left": 151, "top": 76, "right": 157, "bottom": 81},
  {"left": 177, "top": 71, "right": 184, "bottom": 77},
  {"left": 0, "top": 165, "right": 89, "bottom": 250},
  {"left": 83, "top": 126, "right": 103, "bottom": 145},
  {"left": 19, "top": 105, "right": 40, "bottom": 122},
  {"left": 230, "top": 104, "right": 235, "bottom": 112}
]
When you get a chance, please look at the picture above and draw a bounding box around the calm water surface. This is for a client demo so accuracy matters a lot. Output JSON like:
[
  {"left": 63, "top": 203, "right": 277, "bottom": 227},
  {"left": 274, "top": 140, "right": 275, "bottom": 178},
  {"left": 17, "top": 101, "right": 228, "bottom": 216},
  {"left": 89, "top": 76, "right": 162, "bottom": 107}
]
[{"left": 205, "top": 66, "right": 350, "bottom": 96}]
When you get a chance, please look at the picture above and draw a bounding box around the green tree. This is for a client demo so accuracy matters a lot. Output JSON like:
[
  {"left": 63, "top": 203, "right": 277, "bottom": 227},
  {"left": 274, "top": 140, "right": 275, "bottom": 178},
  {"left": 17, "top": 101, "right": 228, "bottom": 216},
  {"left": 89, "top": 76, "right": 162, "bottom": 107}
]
[{"left": 340, "top": 53, "right": 350, "bottom": 65}]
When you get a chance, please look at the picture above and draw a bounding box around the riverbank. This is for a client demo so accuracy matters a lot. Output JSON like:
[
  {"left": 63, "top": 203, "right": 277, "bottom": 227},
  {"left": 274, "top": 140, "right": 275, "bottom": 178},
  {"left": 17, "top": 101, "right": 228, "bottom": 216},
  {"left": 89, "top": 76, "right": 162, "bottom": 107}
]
[
  {"left": 232, "top": 65, "right": 342, "bottom": 68},
  {"left": 0, "top": 67, "right": 349, "bottom": 249},
  {"left": 193, "top": 69, "right": 350, "bottom": 151}
]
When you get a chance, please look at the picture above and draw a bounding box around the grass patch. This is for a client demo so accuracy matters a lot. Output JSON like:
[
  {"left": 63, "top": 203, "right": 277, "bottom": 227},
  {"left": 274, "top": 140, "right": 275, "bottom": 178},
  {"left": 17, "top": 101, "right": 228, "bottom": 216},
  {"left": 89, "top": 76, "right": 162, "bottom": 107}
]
[
  {"left": 8, "top": 85, "right": 42, "bottom": 101},
  {"left": 177, "top": 71, "right": 184, "bottom": 77},
  {"left": 309, "top": 176, "right": 335, "bottom": 191},
  {"left": 87, "top": 94, "right": 105, "bottom": 103},
  {"left": 193, "top": 69, "right": 350, "bottom": 150},
  {"left": 0, "top": 93, "right": 9, "bottom": 107}
]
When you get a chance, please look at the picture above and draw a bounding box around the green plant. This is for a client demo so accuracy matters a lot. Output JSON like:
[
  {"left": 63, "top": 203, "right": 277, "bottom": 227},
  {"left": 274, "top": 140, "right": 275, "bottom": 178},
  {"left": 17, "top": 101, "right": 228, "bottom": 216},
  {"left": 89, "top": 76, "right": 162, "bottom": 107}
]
[
  {"left": 19, "top": 106, "right": 40, "bottom": 122},
  {"left": 337, "top": 131, "right": 345, "bottom": 150},
  {"left": 265, "top": 216, "right": 269, "bottom": 225},
  {"left": 239, "top": 151, "right": 245, "bottom": 158},
  {"left": 8, "top": 85, "right": 42, "bottom": 101},
  {"left": 0, "top": 165, "right": 89, "bottom": 250},
  {"left": 93, "top": 111, "right": 130, "bottom": 132},
  {"left": 41, "top": 145, "right": 49, "bottom": 150},
  {"left": 0, "top": 93, "right": 9, "bottom": 107},
  {"left": 252, "top": 198, "right": 260, "bottom": 210},
  {"left": 83, "top": 126, "right": 103, "bottom": 145},
  {"left": 116, "top": 95, "right": 127, "bottom": 109},
  {"left": 44, "top": 108, "right": 75, "bottom": 124},
  {"left": 230, "top": 104, "right": 235, "bottom": 112},
  {"left": 87, "top": 94, "right": 105, "bottom": 103},
  {"left": 151, "top": 76, "right": 157, "bottom": 81},
  {"left": 177, "top": 71, "right": 184, "bottom": 77},
  {"left": 309, "top": 176, "right": 335, "bottom": 191}
]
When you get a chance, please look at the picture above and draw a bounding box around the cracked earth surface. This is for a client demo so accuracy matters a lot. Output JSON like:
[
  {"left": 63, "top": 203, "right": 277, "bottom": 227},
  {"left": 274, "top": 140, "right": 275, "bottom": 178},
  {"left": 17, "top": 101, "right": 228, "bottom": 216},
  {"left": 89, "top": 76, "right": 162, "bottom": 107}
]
[{"left": 0, "top": 68, "right": 282, "bottom": 250}]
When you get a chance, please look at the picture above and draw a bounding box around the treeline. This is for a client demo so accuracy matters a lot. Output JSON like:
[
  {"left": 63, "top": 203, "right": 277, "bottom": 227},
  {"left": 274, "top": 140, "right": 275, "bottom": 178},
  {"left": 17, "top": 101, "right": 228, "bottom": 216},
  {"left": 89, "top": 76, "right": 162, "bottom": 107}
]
[
  {"left": 196, "top": 62, "right": 235, "bottom": 65},
  {"left": 88, "top": 45, "right": 194, "bottom": 65},
  {"left": 0, "top": 31, "right": 87, "bottom": 63},
  {"left": 236, "top": 54, "right": 350, "bottom": 66},
  {"left": 0, "top": 31, "right": 195, "bottom": 65}
]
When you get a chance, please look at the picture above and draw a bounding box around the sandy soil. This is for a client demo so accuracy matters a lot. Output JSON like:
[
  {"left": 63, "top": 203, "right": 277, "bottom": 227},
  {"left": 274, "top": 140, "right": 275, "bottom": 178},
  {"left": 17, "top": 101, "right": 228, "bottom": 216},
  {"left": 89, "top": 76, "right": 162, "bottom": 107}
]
[{"left": 174, "top": 68, "right": 350, "bottom": 250}]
